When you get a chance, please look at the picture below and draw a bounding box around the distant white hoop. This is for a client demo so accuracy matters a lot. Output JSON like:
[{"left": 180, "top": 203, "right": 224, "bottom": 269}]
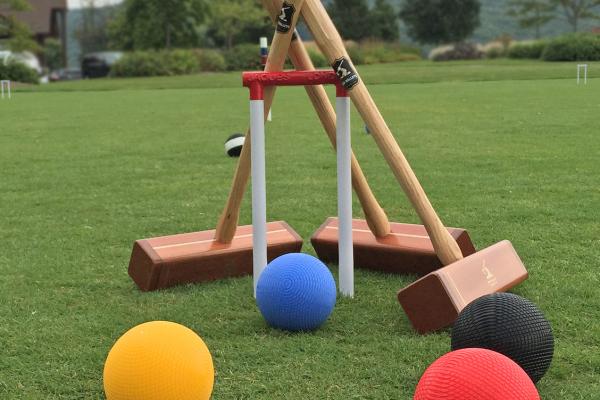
[
  {"left": 577, "top": 64, "right": 588, "bottom": 85},
  {"left": 1, "top": 80, "right": 11, "bottom": 99}
]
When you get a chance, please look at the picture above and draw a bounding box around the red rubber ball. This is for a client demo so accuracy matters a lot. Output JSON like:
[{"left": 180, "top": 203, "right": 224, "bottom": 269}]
[{"left": 414, "top": 348, "right": 540, "bottom": 400}]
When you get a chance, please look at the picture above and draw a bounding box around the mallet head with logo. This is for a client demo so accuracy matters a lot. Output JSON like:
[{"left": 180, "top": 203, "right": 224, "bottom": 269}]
[
  {"left": 128, "top": 0, "right": 307, "bottom": 292},
  {"left": 397, "top": 241, "right": 529, "bottom": 334},
  {"left": 295, "top": 0, "right": 529, "bottom": 334}
]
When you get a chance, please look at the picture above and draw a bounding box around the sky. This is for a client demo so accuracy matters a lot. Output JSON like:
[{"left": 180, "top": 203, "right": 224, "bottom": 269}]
[{"left": 67, "top": 0, "right": 123, "bottom": 9}]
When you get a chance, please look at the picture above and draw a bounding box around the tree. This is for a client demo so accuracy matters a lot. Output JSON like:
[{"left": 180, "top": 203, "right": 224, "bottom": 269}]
[
  {"left": 109, "top": 0, "right": 208, "bottom": 50},
  {"left": 369, "top": 0, "right": 400, "bottom": 41},
  {"left": 0, "top": 0, "right": 39, "bottom": 52},
  {"left": 552, "top": 0, "right": 600, "bottom": 32},
  {"left": 507, "top": 0, "right": 556, "bottom": 39},
  {"left": 328, "top": 0, "right": 401, "bottom": 41},
  {"left": 207, "top": 0, "right": 270, "bottom": 49},
  {"left": 0, "top": 0, "right": 28, "bottom": 10},
  {"left": 400, "top": 0, "right": 481, "bottom": 44},
  {"left": 43, "top": 38, "right": 62, "bottom": 70},
  {"left": 328, "top": 0, "right": 372, "bottom": 41}
]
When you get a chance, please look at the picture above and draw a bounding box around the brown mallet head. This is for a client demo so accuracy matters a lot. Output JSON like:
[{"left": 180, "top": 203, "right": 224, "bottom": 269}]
[
  {"left": 311, "top": 218, "right": 476, "bottom": 276},
  {"left": 129, "top": 221, "right": 303, "bottom": 291},
  {"left": 398, "top": 240, "right": 529, "bottom": 334}
]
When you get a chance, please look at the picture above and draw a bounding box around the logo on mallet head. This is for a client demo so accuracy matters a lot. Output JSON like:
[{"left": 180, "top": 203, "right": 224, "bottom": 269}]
[
  {"left": 481, "top": 260, "right": 498, "bottom": 287},
  {"left": 277, "top": 2, "right": 296, "bottom": 33}
]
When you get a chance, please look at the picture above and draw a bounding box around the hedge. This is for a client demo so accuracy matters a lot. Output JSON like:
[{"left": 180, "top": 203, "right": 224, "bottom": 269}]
[
  {"left": 194, "top": 49, "right": 227, "bottom": 72},
  {"left": 111, "top": 46, "right": 259, "bottom": 77},
  {"left": 508, "top": 41, "right": 547, "bottom": 60},
  {"left": 347, "top": 41, "right": 421, "bottom": 65},
  {"left": 429, "top": 43, "right": 483, "bottom": 62},
  {"left": 483, "top": 41, "right": 507, "bottom": 59},
  {"left": 542, "top": 33, "right": 600, "bottom": 61},
  {"left": 109, "top": 41, "right": 422, "bottom": 78},
  {"left": 111, "top": 50, "right": 200, "bottom": 77},
  {"left": 223, "top": 43, "right": 262, "bottom": 71},
  {"left": 0, "top": 61, "right": 39, "bottom": 84}
]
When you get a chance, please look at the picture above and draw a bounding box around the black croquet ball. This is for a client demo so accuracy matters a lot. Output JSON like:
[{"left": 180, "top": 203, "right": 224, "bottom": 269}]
[
  {"left": 225, "top": 133, "right": 245, "bottom": 157},
  {"left": 451, "top": 293, "right": 554, "bottom": 383}
]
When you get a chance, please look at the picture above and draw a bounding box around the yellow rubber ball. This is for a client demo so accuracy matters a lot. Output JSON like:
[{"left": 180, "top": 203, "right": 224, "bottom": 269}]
[{"left": 103, "top": 321, "right": 214, "bottom": 400}]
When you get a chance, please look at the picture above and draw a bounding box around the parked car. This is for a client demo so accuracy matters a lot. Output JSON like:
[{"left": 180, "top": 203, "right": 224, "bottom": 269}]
[
  {"left": 49, "top": 68, "right": 83, "bottom": 82},
  {"left": 81, "top": 52, "right": 123, "bottom": 78}
]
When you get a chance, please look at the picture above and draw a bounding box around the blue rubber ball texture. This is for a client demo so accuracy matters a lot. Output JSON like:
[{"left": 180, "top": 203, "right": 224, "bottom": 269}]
[{"left": 256, "top": 253, "right": 337, "bottom": 332}]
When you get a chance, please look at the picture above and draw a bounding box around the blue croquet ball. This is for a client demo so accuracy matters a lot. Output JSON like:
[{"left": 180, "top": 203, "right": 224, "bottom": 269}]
[
  {"left": 365, "top": 124, "right": 371, "bottom": 134},
  {"left": 256, "top": 253, "right": 336, "bottom": 331}
]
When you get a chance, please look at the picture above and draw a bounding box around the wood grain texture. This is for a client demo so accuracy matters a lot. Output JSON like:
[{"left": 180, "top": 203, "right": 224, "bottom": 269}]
[
  {"left": 301, "top": 0, "right": 464, "bottom": 265},
  {"left": 268, "top": 0, "right": 390, "bottom": 237}
]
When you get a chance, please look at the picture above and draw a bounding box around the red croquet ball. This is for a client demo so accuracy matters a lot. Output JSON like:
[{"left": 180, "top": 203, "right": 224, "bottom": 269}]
[{"left": 414, "top": 348, "right": 540, "bottom": 400}]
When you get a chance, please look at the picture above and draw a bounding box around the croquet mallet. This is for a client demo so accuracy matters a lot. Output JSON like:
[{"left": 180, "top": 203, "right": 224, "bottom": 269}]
[
  {"left": 300, "top": 0, "right": 529, "bottom": 333},
  {"left": 127, "top": 0, "right": 307, "bottom": 292}
]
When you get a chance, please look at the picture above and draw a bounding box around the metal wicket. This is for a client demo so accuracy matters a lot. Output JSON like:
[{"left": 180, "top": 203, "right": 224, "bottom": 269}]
[
  {"left": 1, "top": 80, "right": 11, "bottom": 99},
  {"left": 244, "top": 70, "right": 354, "bottom": 297},
  {"left": 577, "top": 64, "right": 588, "bottom": 85}
]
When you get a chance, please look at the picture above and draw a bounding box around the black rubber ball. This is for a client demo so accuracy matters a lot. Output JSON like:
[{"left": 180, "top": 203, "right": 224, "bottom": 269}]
[
  {"left": 451, "top": 293, "right": 554, "bottom": 384},
  {"left": 225, "top": 133, "right": 245, "bottom": 157}
]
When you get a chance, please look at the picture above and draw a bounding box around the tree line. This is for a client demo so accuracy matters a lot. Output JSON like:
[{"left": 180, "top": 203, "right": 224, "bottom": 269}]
[
  {"left": 401, "top": 0, "right": 600, "bottom": 45},
  {"left": 105, "top": 0, "right": 402, "bottom": 51},
  {"left": 2, "top": 0, "right": 599, "bottom": 56},
  {"left": 65, "top": 0, "right": 600, "bottom": 52},
  {"left": 507, "top": 0, "right": 600, "bottom": 39}
]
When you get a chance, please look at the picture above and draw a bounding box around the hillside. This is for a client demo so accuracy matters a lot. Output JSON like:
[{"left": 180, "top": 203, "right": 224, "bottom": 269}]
[
  {"left": 475, "top": 0, "right": 597, "bottom": 42},
  {"left": 388, "top": 0, "right": 598, "bottom": 43}
]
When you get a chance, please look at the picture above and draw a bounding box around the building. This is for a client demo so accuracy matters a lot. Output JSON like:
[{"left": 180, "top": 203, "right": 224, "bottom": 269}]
[{"left": 0, "top": 0, "right": 68, "bottom": 66}]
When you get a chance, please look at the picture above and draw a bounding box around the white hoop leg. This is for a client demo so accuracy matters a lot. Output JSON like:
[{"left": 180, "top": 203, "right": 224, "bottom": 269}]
[
  {"left": 250, "top": 99, "right": 267, "bottom": 297},
  {"left": 0, "top": 80, "right": 8, "bottom": 99},
  {"left": 577, "top": 64, "right": 589, "bottom": 85},
  {"left": 336, "top": 95, "right": 354, "bottom": 297}
]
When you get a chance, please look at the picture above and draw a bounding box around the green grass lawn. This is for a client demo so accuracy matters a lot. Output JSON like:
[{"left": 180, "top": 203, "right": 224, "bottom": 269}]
[
  {"left": 1, "top": 60, "right": 599, "bottom": 399},
  {"left": 17, "top": 59, "right": 592, "bottom": 92}
]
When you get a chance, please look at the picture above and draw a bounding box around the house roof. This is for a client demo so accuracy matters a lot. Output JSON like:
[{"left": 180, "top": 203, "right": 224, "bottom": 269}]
[{"left": 1, "top": 0, "right": 67, "bottom": 35}]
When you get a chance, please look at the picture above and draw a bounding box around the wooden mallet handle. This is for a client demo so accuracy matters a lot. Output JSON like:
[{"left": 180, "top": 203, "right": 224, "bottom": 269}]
[
  {"left": 214, "top": 0, "right": 305, "bottom": 243},
  {"left": 216, "top": 0, "right": 391, "bottom": 243},
  {"left": 301, "top": 0, "right": 463, "bottom": 265},
  {"left": 265, "top": 0, "right": 390, "bottom": 238}
]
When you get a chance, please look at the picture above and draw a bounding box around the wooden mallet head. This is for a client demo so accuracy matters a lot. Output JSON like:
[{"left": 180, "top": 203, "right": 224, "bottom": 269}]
[{"left": 397, "top": 240, "right": 529, "bottom": 334}]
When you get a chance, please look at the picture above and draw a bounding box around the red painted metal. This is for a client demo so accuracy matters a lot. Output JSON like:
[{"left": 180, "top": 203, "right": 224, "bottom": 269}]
[
  {"left": 249, "top": 81, "right": 264, "bottom": 101},
  {"left": 336, "top": 84, "right": 348, "bottom": 98},
  {"left": 244, "top": 70, "right": 347, "bottom": 99}
]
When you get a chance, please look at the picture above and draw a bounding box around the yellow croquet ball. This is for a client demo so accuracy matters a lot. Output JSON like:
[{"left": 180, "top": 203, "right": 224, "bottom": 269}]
[{"left": 103, "top": 321, "right": 214, "bottom": 400}]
